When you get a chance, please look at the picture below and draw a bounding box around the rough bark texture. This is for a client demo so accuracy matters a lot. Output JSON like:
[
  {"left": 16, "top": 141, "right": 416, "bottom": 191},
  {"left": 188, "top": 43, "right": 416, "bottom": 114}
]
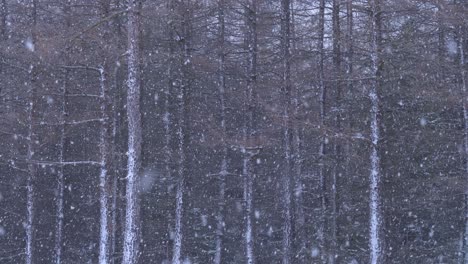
[
  {"left": 242, "top": 1, "right": 257, "bottom": 263},
  {"left": 54, "top": 70, "right": 68, "bottom": 264},
  {"left": 281, "top": 0, "right": 292, "bottom": 263},
  {"left": 369, "top": 0, "right": 383, "bottom": 263},
  {"left": 459, "top": 25, "right": 468, "bottom": 264},
  {"left": 318, "top": 0, "right": 327, "bottom": 261},
  {"left": 214, "top": 0, "right": 227, "bottom": 263},
  {"left": 98, "top": 65, "right": 112, "bottom": 264},
  {"left": 330, "top": 0, "right": 341, "bottom": 262},
  {"left": 122, "top": 1, "right": 142, "bottom": 263},
  {"left": 25, "top": 2, "right": 37, "bottom": 263}
]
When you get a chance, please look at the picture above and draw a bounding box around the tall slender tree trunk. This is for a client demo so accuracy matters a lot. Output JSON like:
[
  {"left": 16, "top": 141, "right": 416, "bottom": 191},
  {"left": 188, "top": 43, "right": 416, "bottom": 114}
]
[
  {"left": 458, "top": 25, "right": 468, "bottom": 264},
  {"left": 317, "top": 0, "right": 327, "bottom": 261},
  {"left": 54, "top": 4, "right": 72, "bottom": 262},
  {"left": 172, "top": 68, "right": 186, "bottom": 264},
  {"left": 98, "top": 65, "right": 112, "bottom": 264},
  {"left": 122, "top": 0, "right": 142, "bottom": 263},
  {"left": 25, "top": 74, "right": 38, "bottom": 264},
  {"left": 368, "top": 0, "right": 383, "bottom": 263},
  {"left": 214, "top": 0, "right": 227, "bottom": 263},
  {"left": 165, "top": 0, "right": 175, "bottom": 261},
  {"left": 330, "top": 0, "right": 341, "bottom": 262},
  {"left": 25, "top": 2, "right": 37, "bottom": 263},
  {"left": 25, "top": 71, "right": 36, "bottom": 264},
  {"left": 242, "top": 1, "right": 257, "bottom": 263},
  {"left": 98, "top": 2, "right": 114, "bottom": 262},
  {"left": 290, "top": 0, "right": 305, "bottom": 260},
  {"left": 54, "top": 69, "right": 68, "bottom": 264},
  {"left": 345, "top": 0, "right": 354, "bottom": 177},
  {"left": 172, "top": 3, "right": 192, "bottom": 263},
  {"left": 280, "top": 0, "right": 292, "bottom": 263},
  {"left": 109, "top": 59, "right": 121, "bottom": 264}
]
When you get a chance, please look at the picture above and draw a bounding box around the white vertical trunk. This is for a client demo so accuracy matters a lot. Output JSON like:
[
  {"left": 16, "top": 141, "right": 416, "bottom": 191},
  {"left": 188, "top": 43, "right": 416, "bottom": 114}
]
[
  {"left": 173, "top": 107, "right": 185, "bottom": 264},
  {"left": 172, "top": 173, "right": 184, "bottom": 264},
  {"left": 317, "top": 0, "right": 327, "bottom": 260},
  {"left": 243, "top": 156, "right": 254, "bottom": 264},
  {"left": 172, "top": 4, "right": 191, "bottom": 262},
  {"left": 110, "top": 170, "right": 118, "bottom": 264},
  {"left": 330, "top": 0, "right": 341, "bottom": 262},
  {"left": 109, "top": 62, "right": 120, "bottom": 264},
  {"left": 369, "top": 0, "right": 382, "bottom": 262},
  {"left": 369, "top": 98, "right": 381, "bottom": 264},
  {"left": 214, "top": 163, "right": 227, "bottom": 264},
  {"left": 98, "top": 67, "right": 110, "bottom": 264},
  {"left": 281, "top": 0, "right": 292, "bottom": 263},
  {"left": 26, "top": 73, "right": 35, "bottom": 264},
  {"left": 243, "top": 1, "right": 257, "bottom": 263},
  {"left": 26, "top": 2, "right": 37, "bottom": 263},
  {"left": 54, "top": 71, "right": 67, "bottom": 264},
  {"left": 214, "top": 0, "right": 227, "bottom": 262},
  {"left": 122, "top": 1, "right": 142, "bottom": 263},
  {"left": 459, "top": 27, "right": 468, "bottom": 264}
]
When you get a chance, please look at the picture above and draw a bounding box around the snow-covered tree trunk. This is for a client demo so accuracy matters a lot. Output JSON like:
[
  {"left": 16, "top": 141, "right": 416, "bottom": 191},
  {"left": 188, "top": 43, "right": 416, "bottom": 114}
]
[
  {"left": 368, "top": 0, "right": 383, "bottom": 263},
  {"left": 344, "top": 0, "right": 353, "bottom": 181},
  {"left": 122, "top": 0, "right": 142, "bottom": 263},
  {"left": 280, "top": 0, "right": 292, "bottom": 263},
  {"left": 172, "top": 3, "right": 192, "bottom": 263},
  {"left": 458, "top": 25, "right": 468, "bottom": 264},
  {"left": 214, "top": 0, "right": 227, "bottom": 263},
  {"left": 98, "top": 65, "right": 112, "bottom": 264},
  {"left": 317, "top": 0, "right": 327, "bottom": 261},
  {"left": 110, "top": 60, "right": 121, "bottom": 264},
  {"left": 25, "top": 69, "right": 36, "bottom": 264},
  {"left": 242, "top": 1, "right": 257, "bottom": 263},
  {"left": 25, "top": 2, "right": 37, "bottom": 263},
  {"left": 164, "top": 1, "right": 175, "bottom": 261},
  {"left": 329, "top": 0, "right": 341, "bottom": 262},
  {"left": 291, "top": 0, "right": 305, "bottom": 259},
  {"left": 54, "top": 70, "right": 68, "bottom": 264},
  {"left": 172, "top": 92, "right": 186, "bottom": 264}
]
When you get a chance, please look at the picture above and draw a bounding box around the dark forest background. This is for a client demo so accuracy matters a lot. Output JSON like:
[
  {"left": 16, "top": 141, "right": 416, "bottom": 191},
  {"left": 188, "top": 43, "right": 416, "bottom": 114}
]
[{"left": 0, "top": 0, "right": 467, "bottom": 263}]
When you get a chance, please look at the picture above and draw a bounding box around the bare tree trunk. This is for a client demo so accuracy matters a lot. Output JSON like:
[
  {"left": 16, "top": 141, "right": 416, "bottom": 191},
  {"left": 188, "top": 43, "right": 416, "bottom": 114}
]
[
  {"left": 242, "top": 1, "right": 257, "bottom": 263},
  {"left": 317, "top": 0, "right": 327, "bottom": 261},
  {"left": 122, "top": 0, "right": 142, "bottom": 263},
  {"left": 280, "top": 0, "right": 292, "bottom": 263},
  {"left": 368, "top": 0, "right": 383, "bottom": 263},
  {"left": 25, "top": 2, "right": 37, "bottom": 263},
  {"left": 458, "top": 25, "right": 468, "bottom": 264},
  {"left": 54, "top": 4, "right": 72, "bottom": 262},
  {"left": 109, "top": 59, "right": 121, "bottom": 264},
  {"left": 214, "top": 0, "right": 227, "bottom": 263},
  {"left": 54, "top": 69, "right": 68, "bottom": 264},
  {"left": 172, "top": 2, "right": 192, "bottom": 263},
  {"left": 291, "top": 0, "right": 305, "bottom": 260},
  {"left": 98, "top": 65, "right": 112, "bottom": 264},
  {"left": 330, "top": 0, "right": 341, "bottom": 262},
  {"left": 344, "top": 0, "right": 354, "bottom": 179},
  {"left": 25, "top": 78, "right": 39, "bottom": 264},
  {"left": 25, "top": 72, "right": 36, "bottom": 264},
  {"left": 165, "top": 0, "right": 175, "bottom": 261}
]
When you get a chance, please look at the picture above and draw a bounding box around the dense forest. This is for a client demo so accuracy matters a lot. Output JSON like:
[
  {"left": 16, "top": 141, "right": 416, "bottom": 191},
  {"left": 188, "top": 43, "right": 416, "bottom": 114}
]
[{"left": 0, "top": 0, "right": 467, "bottom": 263}]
